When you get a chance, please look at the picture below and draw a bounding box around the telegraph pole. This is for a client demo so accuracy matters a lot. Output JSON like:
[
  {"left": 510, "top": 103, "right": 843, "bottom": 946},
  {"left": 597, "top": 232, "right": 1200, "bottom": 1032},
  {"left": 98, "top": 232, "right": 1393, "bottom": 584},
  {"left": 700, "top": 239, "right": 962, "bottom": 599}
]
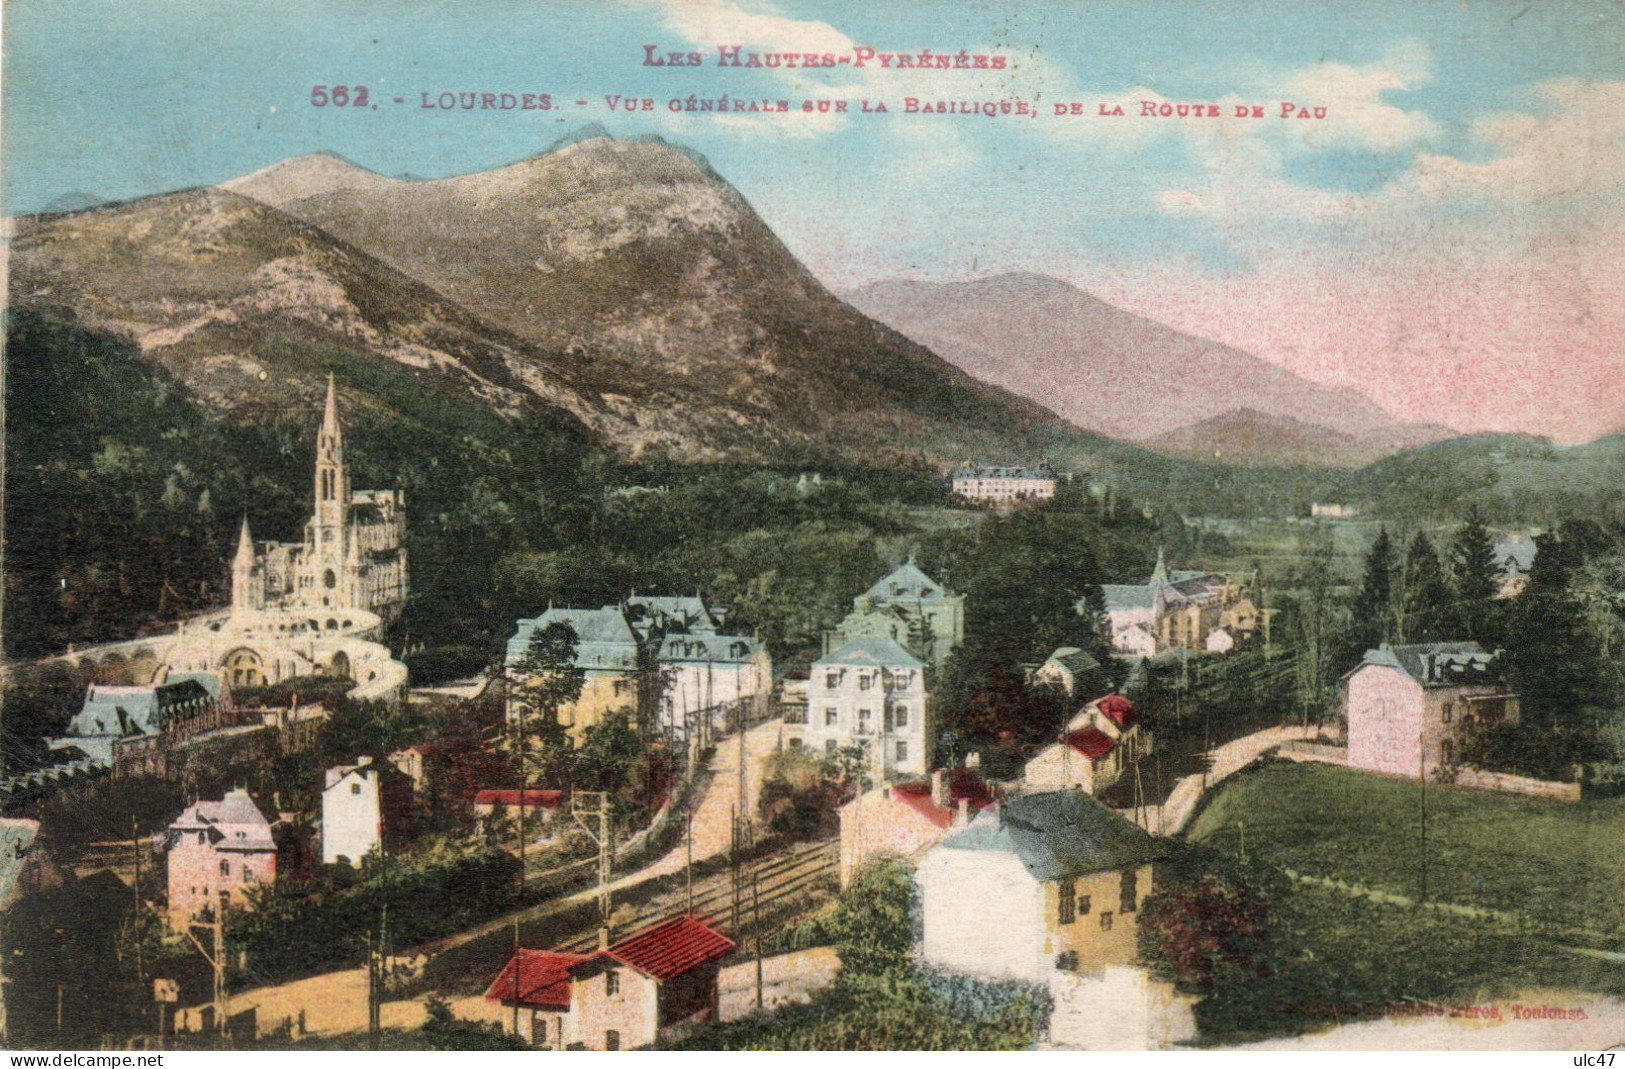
[
  {"left": 571, "top": 791, "right": 615, "bottom": 934},
  {"left": 685, "top": 794, "right": 695, "bottom": 912},
  {"left": 131, "top": 815, "right": 144, "bottom": 981},
  {"left": 752, "top": 871, "right": 764, "bottom": 1011},
  {"left": 182, "top": 911, "right": 227, "bottom": 1044},
  {"left": 1419, "top": 731, "right": 1428, "bottom": 903}
]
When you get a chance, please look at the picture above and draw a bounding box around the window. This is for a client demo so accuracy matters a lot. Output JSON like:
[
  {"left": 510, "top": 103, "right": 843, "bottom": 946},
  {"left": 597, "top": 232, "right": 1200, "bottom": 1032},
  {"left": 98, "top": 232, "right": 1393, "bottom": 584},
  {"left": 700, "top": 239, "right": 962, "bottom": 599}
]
[
  {"left": 351, "top": 782, "right": 361, "bottom": 795},
  {"left": 1120, "top": 870, "right": 1138, "bottom": 913},
  {"left": 858, "top": 708, "right": 873, "bottom": 734},
  {"left": 1078, "top": 894, "right": 1092, "bottom": 915},
  {"left": 825, "top": 740, "right": 837, "bottom": 754},
  {"left": 219, "top": 860, "right": 230, "bottom": 877},
  {"left": 1442, "top": 701, "right": 1454, "bottom": 724},
  {"left": 825, "top": 707, "right": 838, "bottom": 726},
  {"left": 788, "top": 737, "right": 803, "bottom": 750},
  {"left": 1058, "top": 877, "right": 1076, "bottom": 925},
  {"left": 1100, "top": 911, "right": 1114, "bottom": 932},
  {"left": 605, "top": 1030, "right": 621, "bottom": 1051},
  {"left": 825, "top": 673, "right": 838, "bottom": 690},
  {"left": 605, "top": 970, "right": 620, "bottom": 996},
  {"left": 859, "top": 674, "right": 873, "bottom": 691},
  {"left": 893, "top": 705, "right": 909, "bottom": 728},
  {"left": 895, "top": 740, "right": 908, "bottom": 762}
]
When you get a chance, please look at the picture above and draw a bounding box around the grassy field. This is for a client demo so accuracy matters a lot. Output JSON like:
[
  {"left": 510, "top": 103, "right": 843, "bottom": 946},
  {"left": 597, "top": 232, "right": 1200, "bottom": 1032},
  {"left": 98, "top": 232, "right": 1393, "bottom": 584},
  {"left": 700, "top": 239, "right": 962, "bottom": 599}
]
[{"left": 1185, "top": 762, "right": 1625, "bottom": 939}]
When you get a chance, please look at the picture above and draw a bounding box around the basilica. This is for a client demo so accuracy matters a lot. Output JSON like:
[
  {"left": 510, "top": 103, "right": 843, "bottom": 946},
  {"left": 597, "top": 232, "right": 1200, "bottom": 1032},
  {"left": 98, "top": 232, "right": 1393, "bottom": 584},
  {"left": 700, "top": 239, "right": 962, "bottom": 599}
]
[{"left": 232, "top": 375, "right": 408, "bottom": 621}]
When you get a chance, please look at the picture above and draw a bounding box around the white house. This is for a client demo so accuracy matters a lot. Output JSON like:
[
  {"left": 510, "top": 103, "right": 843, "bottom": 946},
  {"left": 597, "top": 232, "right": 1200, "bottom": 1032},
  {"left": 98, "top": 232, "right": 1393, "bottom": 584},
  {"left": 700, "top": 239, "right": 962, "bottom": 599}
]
[
  {"left": 917, "top": 791, "right": 1162, "bottom": 985},
  {"left": 806, "top": 636, "right": 931, "bottom": 778},
  {"left": 1344, "top": 642, "right": 1520, "bottom": 779},
  {"left": 321, "top": 756, "right": 413, "bottom": 867}
]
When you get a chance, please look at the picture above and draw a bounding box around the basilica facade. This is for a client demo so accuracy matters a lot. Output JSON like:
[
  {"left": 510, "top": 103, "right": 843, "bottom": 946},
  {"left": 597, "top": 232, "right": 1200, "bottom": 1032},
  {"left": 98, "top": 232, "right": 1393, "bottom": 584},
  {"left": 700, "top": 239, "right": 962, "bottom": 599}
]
[{"left": 232, "top": 375, "right": 408, "bottom": 622}]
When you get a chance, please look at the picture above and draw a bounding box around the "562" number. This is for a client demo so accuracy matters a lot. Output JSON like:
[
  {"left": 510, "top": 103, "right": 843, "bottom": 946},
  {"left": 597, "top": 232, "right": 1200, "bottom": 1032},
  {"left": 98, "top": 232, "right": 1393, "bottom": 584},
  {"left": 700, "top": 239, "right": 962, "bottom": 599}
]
[{"left": 310, "top": 85, "right": 370, "bottom": 107}]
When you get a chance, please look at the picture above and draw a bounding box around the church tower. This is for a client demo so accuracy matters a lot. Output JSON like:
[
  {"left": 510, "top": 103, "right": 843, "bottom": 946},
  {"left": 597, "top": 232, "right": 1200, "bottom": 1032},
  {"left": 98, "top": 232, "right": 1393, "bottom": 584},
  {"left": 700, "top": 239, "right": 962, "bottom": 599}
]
[
  {"left": 310, "top": 374, "right": 352, "bottom": 608},
  {"left": 231, "top": 515, "right": 262, "bottom": 615}
]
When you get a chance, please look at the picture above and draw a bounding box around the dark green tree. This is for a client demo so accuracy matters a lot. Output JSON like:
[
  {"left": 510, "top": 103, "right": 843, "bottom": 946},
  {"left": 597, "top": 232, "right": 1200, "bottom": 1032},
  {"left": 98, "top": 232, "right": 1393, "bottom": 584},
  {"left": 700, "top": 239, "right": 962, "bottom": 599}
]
[
  {"left": 1396, "top": 531, "right": 1450, "bottom": 644},
  {"left": 1448, "top": 505, "right": 1503, "bottom": 646},
  {"left": 1503, "top": 530, "right": 1611, "bottom": 770},
  {"left": 1348, "top": 528, "right": 1396, "bottom": 661},
  {"left": 497, "top": 622, "right": 586, "bottom": 788}
]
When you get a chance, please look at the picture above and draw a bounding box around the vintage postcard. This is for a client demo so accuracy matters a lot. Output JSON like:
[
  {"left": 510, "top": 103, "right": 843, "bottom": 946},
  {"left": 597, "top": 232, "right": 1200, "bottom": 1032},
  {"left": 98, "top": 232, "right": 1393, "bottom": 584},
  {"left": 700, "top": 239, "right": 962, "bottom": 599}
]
[{"left": 1, "top": 0, "right": 1622, "bottom": 1056}]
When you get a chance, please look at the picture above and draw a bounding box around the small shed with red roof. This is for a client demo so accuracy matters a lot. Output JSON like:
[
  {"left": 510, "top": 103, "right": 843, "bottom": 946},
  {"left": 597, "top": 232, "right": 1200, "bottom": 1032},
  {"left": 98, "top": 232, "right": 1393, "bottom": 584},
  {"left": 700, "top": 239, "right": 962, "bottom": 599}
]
[
  {"left": 487, "top": 915, "right": 736, "bottom": 1050},
  {"left": 484, "top": 948, "right": 591, "bottom": 1047},
  {"left": 472, "top": 788, "right": 565, "bottom": 838}
]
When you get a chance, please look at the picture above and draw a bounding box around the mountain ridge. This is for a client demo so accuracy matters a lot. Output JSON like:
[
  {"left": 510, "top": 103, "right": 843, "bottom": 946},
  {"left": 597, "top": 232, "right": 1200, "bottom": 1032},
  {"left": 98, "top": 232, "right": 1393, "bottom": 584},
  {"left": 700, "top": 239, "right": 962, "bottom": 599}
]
[{"left": 842, "top": 273, "right": 1449, "bottom": 449}]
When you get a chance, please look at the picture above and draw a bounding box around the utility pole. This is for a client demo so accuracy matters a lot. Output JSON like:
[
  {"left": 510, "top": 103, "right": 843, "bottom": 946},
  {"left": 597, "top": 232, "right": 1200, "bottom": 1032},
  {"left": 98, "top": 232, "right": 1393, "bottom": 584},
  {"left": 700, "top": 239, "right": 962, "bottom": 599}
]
[
  {"left": 729, "top": 805, "right": 741, "bottom": 932},
  {"left": 571, "top": 791, "right": 614, "bottom": 934},
  {"left": 511, "top": 916, "right": 521, "bottom": 1039},
  {"left": 1419, "top": 731, "right": 1428, "bottom": 903},
  {"left": 752, "top": 871, "right": 764, "bottom": 1011},
  {"left": 685, "top": 794, "right": 695, "bottom": 913},
  {"left": 131, "top": 815, "right": 144, "bottom": 982},
  {"left": 182, "top": 911, "right": 227, "bottom": 1045}
]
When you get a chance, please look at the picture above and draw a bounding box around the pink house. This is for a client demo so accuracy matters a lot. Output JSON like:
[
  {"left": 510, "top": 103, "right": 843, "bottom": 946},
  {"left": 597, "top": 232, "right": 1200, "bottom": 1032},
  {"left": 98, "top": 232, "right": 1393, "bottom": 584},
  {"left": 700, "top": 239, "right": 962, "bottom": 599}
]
[
  {"left": 1345, "top": 642, "right": 1520, "bottom": 780},
  {"left": 165, "top": 788, "right": 277, "bottom": 929}
]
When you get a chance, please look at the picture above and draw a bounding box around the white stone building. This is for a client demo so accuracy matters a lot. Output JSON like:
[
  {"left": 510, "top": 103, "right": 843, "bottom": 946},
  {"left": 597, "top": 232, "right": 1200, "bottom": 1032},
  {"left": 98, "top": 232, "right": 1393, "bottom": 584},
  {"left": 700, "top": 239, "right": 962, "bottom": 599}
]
[
  {"left": 951, "top": 464, "right": 1058, "bottom": 507},
  {"left": 321, "top": 756, "right": 413, "bottom": 867},
  {"left": 806, "top": 636, "right": 931, "bottom": 778}
]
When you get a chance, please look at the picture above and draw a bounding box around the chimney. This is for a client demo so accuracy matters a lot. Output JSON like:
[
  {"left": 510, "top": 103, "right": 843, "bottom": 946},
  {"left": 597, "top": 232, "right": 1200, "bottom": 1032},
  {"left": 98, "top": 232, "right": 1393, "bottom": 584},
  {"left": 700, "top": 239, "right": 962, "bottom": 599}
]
[
  {"left": 965, "top": 752, "right": 981, "bottom": 771},
  {"left": 598, "top": 927, "right": 611, "bottom": 951},
  {"left": 954, "top": 798, "right": 970, "bottom": 828},
  {"left": 931, "top": 769, "right": 949, "bottom": 807}
]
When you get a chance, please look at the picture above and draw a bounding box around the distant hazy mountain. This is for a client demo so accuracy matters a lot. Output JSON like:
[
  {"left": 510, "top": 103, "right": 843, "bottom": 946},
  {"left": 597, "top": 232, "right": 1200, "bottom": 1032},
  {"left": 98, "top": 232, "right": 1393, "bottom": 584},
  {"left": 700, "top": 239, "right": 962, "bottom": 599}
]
[
  {"left": 843, "top": 274, "right": 1450, "bottom": 447},
  {"left": 1144, "top": 407, "right": 1461, "bottom": 468}
]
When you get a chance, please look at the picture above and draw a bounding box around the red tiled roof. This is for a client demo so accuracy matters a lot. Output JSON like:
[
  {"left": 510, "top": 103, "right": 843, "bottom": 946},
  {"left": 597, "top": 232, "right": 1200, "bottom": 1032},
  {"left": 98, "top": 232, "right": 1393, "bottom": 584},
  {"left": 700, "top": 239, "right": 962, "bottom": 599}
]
[
  {"left": 891, "top": 769, "right": 996, "bottom": 829},
  {"left": 1096, "top": 695, "right": 1139, "bottom": 730},
  {"left": 473, "top": 789, "right": 565, "bottom": 808},
  {"left": 485, "top": 949, "right": 590, "bottom": 1010},
  {"left": 595, "top": 915, "right": 735, "bottom": 983},
  {"left": 1068, "top": 727, "right": 1116, "bottom": 761}
]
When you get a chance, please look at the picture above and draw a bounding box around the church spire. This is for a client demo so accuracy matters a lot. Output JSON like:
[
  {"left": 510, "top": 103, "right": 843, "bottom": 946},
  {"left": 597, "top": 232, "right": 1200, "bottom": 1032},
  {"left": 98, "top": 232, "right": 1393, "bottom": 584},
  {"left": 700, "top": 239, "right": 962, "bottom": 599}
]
[
  {"left": 1150, "top": 547, "right": 1170, "bottom": 587},
  {"left": 234, "top": 514, "right": 255, "bottom": 567},
  {"left": 321, "top": 372, "right": 341, "bottom": 444},
  {"left": 231, "top": 515, "right": 260, "bottom": 615}
]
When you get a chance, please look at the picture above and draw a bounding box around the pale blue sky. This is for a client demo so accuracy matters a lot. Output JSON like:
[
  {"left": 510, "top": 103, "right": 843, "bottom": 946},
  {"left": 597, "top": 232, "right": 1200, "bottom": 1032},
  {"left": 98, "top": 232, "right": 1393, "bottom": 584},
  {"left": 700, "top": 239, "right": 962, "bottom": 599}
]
[{"left": 6, "top": 0, "right": 1623, "bottom": 438}]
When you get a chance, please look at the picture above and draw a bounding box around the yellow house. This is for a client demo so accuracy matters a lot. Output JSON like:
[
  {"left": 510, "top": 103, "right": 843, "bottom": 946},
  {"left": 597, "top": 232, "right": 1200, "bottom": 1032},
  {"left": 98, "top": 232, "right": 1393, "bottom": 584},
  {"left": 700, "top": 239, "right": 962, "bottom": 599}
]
[{"left": 917, "top": 791, "right": 1163, "bottom": 985}]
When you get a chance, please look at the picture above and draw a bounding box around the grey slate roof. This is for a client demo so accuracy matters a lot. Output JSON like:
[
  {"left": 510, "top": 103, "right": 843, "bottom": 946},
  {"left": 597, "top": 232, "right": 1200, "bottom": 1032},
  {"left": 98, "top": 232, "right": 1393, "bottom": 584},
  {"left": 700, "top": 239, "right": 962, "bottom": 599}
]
[
  {"left": 506, "top": 606, "right": 640, "bottom": 665},
  {"left": 1045, "top": 647, "right": 1101, "bottom": 675},
  {"left": 1102, "top": 584, "right": 1156, "bottom": 611},
  {"left": 867, "top": 561, "right": 951, "bottom": 601},
  {"left": 941, "top": 790, "right": 1162, "bottom": 881},
  {"left": 1352, "top": 641, "right": 1504, "bottom": 688},
  {"left": 814, "top": 635, "right": 926, "bottom": 671},
  {"left": 169, "top": 788, "right": 275, "bottom": 852}
]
